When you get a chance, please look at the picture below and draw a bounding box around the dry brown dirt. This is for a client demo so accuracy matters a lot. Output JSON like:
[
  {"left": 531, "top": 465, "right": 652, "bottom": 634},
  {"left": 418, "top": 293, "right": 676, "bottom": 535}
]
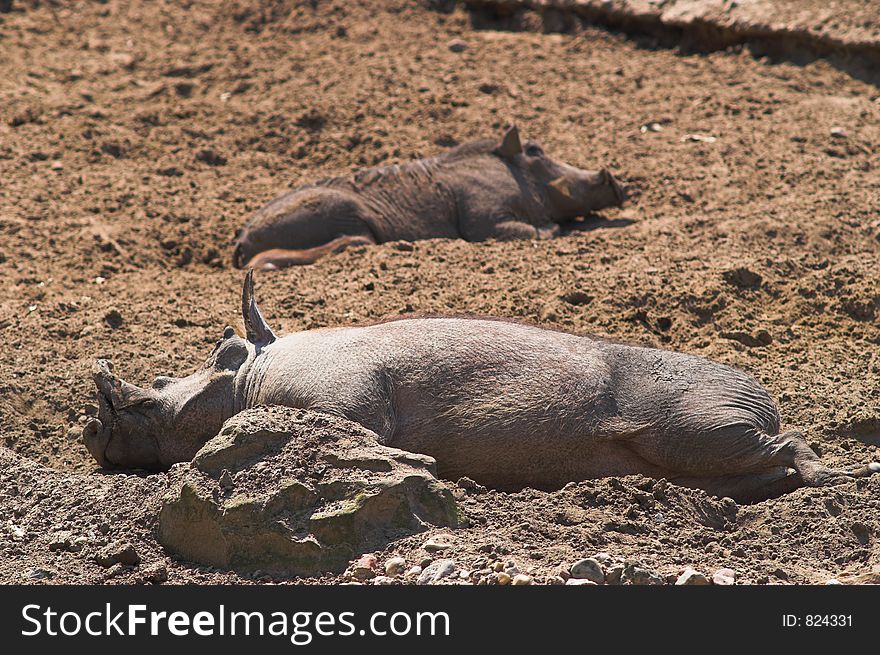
[{"left": 0, "top": 0, "right": 879, "bottom": 585}]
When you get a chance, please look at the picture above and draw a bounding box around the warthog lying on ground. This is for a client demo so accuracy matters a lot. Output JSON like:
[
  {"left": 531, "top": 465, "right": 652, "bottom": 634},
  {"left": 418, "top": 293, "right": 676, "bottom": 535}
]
[
  {"left": 232, "top": 125, "right": 625, "bottom": 269},
  {"left": 84, "top": 273, "right": 878, "bottom": 501}
]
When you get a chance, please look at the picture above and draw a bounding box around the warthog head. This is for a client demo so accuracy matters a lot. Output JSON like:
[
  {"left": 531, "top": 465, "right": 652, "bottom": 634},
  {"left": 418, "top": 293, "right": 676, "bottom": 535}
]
[
  {"left": 493, "top": 125, "right": 626, "bottom": 220},
  {"left": 83, "top": 271, "right": 275, "bottom": 469}
]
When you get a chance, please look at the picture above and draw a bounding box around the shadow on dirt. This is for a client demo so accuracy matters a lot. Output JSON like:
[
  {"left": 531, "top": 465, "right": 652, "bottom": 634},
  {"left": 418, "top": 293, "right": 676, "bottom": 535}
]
[
  {"left": 463, "top": 1, "right": 880, "bottom": 89},
  {"left": 563, "top": 215, "right": 636, "bottom": 234}
]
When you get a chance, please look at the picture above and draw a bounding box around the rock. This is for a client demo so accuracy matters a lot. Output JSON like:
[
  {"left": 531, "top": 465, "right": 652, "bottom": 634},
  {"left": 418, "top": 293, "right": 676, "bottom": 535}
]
[
  {"left": 385, "top": 556, "right": 406, "bottom": 576},
  {"left": 447, "top": 39, "right": 468, "bottom": 53},
  {"left": 405, "top": 566, "right": 422, "bottom": 578},
  {"left": 712, "top": 568, "right": 736, "bottom": 585},
  {"left": 372, "top": 575, "right": 396, "bottom": 586},
  {"left": 640, "top": 122, "right": 663, "bottom": 133},
  {"left": 566, "top": 578, "right": 597, "bottom": 586},
  {"left": 195, "top": 149, "right": 227, "bottom": 166},
  {"left": 103, "top": 309, "right": 124, "bottom": 329},
  {"left": 681, "top": 133, "right": 717, "bottom": 143},
  {"left": 593, "top": 552, "right": 613, "bottom": 565},
  {"left": 95, "top": 541, "right": 140, "bottom": 568},
  {"left": 512, "top": 574, "right": 533, "bottom": 585},
  {"left": 496, "top": 572, "right": 511, "bottom": 585},
  {"left": 830, "top": 126, "right": 848, "bottom": 139},
  {"left": 141, "top": 563, "right": 168, "bottom": 584},
  {"left": 621, "top": 561, "right": 663, "bottom": 585},
  {"left": 157, "top": 407, "right": 458, "bottom": 577},
  {"left": 851, "top": 522, "right": 870, "bottom": 545},
  {"left": 606, "top": 564, "right": 624, "bottom": 585},
  {"left": 418, "top": 559, "right": 456, "bottom": 585},
  {"left": 456, "top": 477, "right": 487, "bottom": 493},
  {"left": 826, "top": 578, "right": 842, "bottom": 585},
  {"left": 423, "top": 533, "right": 454, "bottom": 552},
  {"left": 676, "top": 568, "right": 710, "bottom": 585},
  {"left": 48, "top": 531, "right": 75, "bottom": 552},
  {"left": 352, "top": 554, "right": 378, "bottom": 581},
  {"left": 218, "top": 469, "right": 234, "bottom": 490},
  {"left": 102, "top": 563, "right": 127, "bottom": 579},
  {"left": 548, "top": 576, "right": 566, "bottom": 585},
  {"left": 570, "top": 558, "right": 605, "bottom": 584},
  {"left": 25, "top": 568, "right": 55, "bottom": 581}
]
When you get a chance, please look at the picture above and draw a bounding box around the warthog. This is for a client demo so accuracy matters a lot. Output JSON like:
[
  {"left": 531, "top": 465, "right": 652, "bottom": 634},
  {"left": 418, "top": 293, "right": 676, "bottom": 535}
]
[
  {"left": 84, "top": 273, "right": 878, "bottom": 502},
  {"left": 232, "top": 125, "right": 625, "bottom": 269}
]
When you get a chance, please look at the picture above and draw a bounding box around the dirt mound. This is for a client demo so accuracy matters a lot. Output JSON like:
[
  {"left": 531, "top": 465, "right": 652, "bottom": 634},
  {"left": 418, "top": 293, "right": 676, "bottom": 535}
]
[
  {"left": 0, "top": 0, "right": 879, "bottom": 584},
  {"left": 158, "top": 407, "right": 459, "bottom": 576},
  {"left": 3, "top": 438, "right": 877, "bottom": 585}
]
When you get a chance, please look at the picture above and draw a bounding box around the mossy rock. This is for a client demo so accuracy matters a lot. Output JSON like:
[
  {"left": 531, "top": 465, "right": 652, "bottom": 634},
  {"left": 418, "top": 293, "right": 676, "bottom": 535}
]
[{"left": 157, "top": 406, "right": 458, "bottom": 577}]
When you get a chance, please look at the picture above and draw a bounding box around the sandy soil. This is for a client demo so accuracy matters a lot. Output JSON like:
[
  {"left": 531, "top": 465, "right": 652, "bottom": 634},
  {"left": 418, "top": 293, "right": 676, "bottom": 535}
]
[{"left": 0, "top": 0, "right": 878, "bottom": 584}]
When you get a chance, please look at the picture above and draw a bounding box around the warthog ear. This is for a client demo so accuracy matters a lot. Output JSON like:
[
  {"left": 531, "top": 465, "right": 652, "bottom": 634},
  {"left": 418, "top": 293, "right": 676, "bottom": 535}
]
[
  {"left": 242, "top": 269, "right": 276, "bottom": 347},
  {"left": 495, "top": 124, "right": 522, "bottom": 159}
]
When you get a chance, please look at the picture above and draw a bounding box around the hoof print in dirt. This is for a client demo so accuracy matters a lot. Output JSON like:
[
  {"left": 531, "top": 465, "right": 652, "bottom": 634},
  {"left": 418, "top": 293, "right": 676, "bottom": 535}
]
[{"left": 157, "top": 406, "right": 459, "bottom": 577}]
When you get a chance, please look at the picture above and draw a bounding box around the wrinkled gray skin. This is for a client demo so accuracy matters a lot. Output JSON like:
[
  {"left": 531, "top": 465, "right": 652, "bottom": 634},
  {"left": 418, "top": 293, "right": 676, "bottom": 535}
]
[
  {"left": 232, "top": 125, "right": 625, "bottom": 269},
  {"left": 84, "top": 273, "right": 879, "bottom": 502}
]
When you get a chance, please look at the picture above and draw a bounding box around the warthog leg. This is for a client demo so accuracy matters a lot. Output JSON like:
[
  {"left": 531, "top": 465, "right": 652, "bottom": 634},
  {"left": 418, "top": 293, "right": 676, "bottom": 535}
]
[
  {"left": 624, "top": 427, "right": 878, "bottom": 501},
  {"left": 769, "top": 430, "right": 880, "bottom": 486},
  {"left": 244, "top": 235, "right": 375, "bottom": 269}
]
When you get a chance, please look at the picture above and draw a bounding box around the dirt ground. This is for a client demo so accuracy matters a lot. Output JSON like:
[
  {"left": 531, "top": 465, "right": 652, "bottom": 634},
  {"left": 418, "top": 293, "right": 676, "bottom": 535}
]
[{"left": 0, "top": 0, "right": 879, "bottom": 584}]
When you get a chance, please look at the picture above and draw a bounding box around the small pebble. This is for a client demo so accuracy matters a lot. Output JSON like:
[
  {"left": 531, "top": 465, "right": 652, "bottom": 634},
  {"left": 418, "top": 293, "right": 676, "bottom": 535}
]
[
  {"left": 676, "top": 568, "right": 710, "bottom": 586},
  {"left": 95, "top": 542, "right": 140, "bottom": 568},
  {"left": 496, "top": 572, "right": 511, "bottom": 585},
  {"left": 447, "top": 39, "right": 468, "bottom": 53},
  {"left": 423, "top": 534, "right": 454, "bottom": 552},
  {"left": 418, "top": 559, "right": 456, "bottom": 585},
  {"left": 712, "top": 568, "right": 736, "bottom": 586},
  {"left": 142, "top": 563, "right": 168, "bottom": 584},
  {"left": 570, "top": 558, "right": 605, "bottom": 584},
  {"left": 622, "top": 562, "right": 663, "bottom": 585},
  {"left": 384, "top": 556, "right": 406, "bottom": 576},
  {"left": 512, "top": 574, "right": 533, "bottom": 586},
  {"left": 593, "top": 552, "right": 613, "bottom": 565},
  {"left": 681, "top": 133, "right": 717, "bottom": 143},
  {"left": 219, "top": 469, "right": 235, "bottom": 490},
  {"left": 566, "top": 578, "right": 597, "bottom": 586},
  {"left": 830, "top": 126, "right": 848, "bottom": 139},
  {"left": 605, "top": 564, "right": 624, "bottom": 584},
  {"left": 352, "top": 554, "right": 378, "bottom": 580}
]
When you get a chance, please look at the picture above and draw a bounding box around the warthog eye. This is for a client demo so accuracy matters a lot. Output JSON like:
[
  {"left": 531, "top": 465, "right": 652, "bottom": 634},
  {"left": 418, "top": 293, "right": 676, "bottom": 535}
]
[
  {"left": 525, "top": 144, "right": 544, "bottom": 157},
  {"left": 129, "top": 398, "right": 157, "bottom": 410}
]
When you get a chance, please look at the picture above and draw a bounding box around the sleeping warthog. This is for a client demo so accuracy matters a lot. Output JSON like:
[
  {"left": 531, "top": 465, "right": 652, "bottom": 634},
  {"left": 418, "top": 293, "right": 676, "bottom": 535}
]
[
  {"left": 232, "top": 125, "right": 625, "bottom": 269},
  {"left": 84, "top": 273, "right": 878, "bottom": 502}
]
